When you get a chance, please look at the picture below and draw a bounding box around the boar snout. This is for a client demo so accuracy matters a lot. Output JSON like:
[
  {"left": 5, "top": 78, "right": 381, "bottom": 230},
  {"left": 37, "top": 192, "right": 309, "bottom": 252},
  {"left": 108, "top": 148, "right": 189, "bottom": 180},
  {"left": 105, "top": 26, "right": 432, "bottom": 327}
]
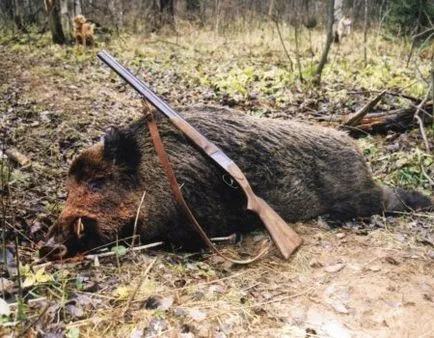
[{"left": 46, "top": 207, "right": 101, "bottom": 258}]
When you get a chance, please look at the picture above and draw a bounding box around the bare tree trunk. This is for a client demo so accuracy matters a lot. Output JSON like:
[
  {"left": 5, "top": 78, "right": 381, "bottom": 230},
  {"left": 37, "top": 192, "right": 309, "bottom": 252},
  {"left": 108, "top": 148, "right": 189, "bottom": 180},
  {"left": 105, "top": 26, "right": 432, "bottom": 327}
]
[
  {"left": 294, "top": 1, "right": 303, "bottom": 82},
  {"left": 314, "top": 0, "right": 335, "bottom": 84},
  {"left": 215, "top": 0, "right": 220, "bottom": 35},
  {"left": 334, "top": 0, "right": 343, "bottom": 20},
  {"left": 149, "top": 0, "right": 175, "bottom": 32},
  {"left": 133, "top": 0, "right": 143, "bottom": 32},
  {"left": 268, "top": 0, "right": 274, "bottom": 17},
  {"left": 0, "top": 0, "right": 14, "bottom": 22},
  {"left": 159, "top": 0, "right": 174, "bottom": 29},
  {"left": 73, "top": 0, "right": 82, "bottom": 17},
  {"left": 59, "top": 0, "right": 70, "bottom": 37},
  {"left": 108, "top": 0, "right": 122, "bottom": 33},
  {"left": 12, "top": 0, "right": 26, "bottom": 31},
  {"left": 46, "top": 0, "right": 66, "bottom": 44},
  {"left": 363, "top": 0, "right": 368, "bottom": 67},
  {"left": 432, "top": 42, "right": 434, "bottom": 127},
  {"left": 186, "top": 0, "right": 200, "bottom": 19}
]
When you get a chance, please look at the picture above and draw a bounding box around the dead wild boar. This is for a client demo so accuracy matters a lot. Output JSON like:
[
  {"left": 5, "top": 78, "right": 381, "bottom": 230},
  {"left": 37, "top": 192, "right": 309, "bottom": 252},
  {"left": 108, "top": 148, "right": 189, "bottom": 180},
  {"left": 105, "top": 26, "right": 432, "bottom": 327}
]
[{"left": 44, "top": 106, "right": 432, "bottom": 258}]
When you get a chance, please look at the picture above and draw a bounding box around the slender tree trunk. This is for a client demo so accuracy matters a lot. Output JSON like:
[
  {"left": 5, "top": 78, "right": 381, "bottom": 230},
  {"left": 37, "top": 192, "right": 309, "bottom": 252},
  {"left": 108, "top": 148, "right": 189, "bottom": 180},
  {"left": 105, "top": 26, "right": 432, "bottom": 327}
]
[
  {"left": 294, "top": 22, "right": 303, "bottom": 82},
  {"left": 48, "top": 0, "right": 66, "bottom": 44},
  {"left": 268, "top": 0, "right": 274, "bottom": 17},
  {"left": 108, "top": 0, "right": 122, "bottom": 33},
  {"left": 0, "top": 0, "right": 14, "bottom": 22},
  {"left": 363, "top": 0, "right": 368, "bottom": 67},
  {"left": 60, "top": 0, "right": 70, "bottom": 37},
  {"left": 334, "top": 0, "right": 343, "bottom": 21},
  {"left": 5, "top": 0, "right": 15, "bottom": 21},
  {"left": 431, "top": 42, "right": 434, "bottom": 127},
  {"left": 215, "top": 0, "right": 220, "bottom": 35},
  {"left": 149, "top": 0, "right": 175, "bottom": 32},
  {"left": 133, "top": 0, "right": 143, "bottom": 32},
  {"left": 186, "top": 0, "right": 200, "bottom": 18},
  {"left": 275, "top": 18, "right": 294, "bottom": 72},
  {"left": 314, "top": 0, "right": 335, "bottom": 84},
  {"left": 294, "top": 1, "right": 303, "bottom": 82},
  {"left": 159, "top": 0, "right": 174, "bottom": 29},
  {"left": 12, "top": 0, "right": 26, "bottom": 31},
  {"left": 73, "top": 0, "right": 82, "bottom": 17}
]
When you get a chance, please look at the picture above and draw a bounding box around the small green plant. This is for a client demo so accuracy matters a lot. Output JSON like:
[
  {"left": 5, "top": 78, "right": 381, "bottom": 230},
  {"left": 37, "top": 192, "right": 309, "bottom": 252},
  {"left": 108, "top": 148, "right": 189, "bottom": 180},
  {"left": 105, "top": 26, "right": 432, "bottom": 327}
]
[{"left": 66, "top": 327, "right": 80, "bottom": 338}]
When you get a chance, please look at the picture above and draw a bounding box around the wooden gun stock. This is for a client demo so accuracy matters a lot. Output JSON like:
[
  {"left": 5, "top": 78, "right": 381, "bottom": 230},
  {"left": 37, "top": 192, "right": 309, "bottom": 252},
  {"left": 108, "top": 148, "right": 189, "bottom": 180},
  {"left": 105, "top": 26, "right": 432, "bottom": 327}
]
[{"left": 97, "top": 50, "right": 302, "bottom": 259}]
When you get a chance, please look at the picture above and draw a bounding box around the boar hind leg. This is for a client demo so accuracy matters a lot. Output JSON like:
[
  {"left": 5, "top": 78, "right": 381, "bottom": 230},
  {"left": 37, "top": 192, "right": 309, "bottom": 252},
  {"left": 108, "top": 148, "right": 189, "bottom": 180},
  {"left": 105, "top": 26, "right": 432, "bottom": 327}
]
[
  {"left": 326, "top": 187, "right": 385, "bottom": 220},
  {"left": 382, "top": 186, "right": 432, "bottom": 213}
]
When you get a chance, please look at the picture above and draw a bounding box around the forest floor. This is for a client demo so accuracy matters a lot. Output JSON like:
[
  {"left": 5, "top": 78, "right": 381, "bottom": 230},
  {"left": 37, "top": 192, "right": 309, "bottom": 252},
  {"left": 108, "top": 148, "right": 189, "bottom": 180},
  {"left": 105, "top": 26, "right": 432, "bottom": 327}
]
[{"left": 0, "top": 25, "right": 433, "bottom": 337}]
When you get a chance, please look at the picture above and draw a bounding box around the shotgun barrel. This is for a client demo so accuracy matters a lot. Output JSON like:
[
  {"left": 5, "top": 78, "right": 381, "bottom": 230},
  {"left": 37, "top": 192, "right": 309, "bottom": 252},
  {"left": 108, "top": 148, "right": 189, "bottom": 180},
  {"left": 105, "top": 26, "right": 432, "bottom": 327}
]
[{"left": 97, "top": 50, "right": 302, "bottom": 259}]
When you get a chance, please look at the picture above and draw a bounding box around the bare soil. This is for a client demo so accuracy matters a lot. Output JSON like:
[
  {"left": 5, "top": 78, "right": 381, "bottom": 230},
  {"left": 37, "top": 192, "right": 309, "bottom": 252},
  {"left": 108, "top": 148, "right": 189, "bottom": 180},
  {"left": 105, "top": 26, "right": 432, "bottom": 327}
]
[{"left": 0, "top": 36, "right": 433, "bottom": 338}]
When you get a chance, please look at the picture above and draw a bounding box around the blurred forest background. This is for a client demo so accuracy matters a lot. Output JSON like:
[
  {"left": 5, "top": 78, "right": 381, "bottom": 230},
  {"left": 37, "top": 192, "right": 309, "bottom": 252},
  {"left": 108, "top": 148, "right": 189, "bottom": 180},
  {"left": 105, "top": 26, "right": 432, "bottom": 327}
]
[{"left": 1, "top": 0, "right": 434, "bottom": 44}]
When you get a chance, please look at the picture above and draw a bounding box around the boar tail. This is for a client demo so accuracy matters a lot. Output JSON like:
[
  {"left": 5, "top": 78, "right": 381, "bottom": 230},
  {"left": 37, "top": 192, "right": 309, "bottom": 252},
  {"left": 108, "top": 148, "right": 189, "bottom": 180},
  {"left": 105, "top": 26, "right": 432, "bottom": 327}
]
[{"left": 381, "top": 185, "right": 432, "bottom": 213}]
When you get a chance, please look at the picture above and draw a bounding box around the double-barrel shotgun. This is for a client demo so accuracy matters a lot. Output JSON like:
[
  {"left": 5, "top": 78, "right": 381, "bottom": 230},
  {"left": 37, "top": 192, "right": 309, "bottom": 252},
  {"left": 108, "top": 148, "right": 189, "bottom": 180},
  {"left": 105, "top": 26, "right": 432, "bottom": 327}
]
[{"left": 97, "top": 50, "right": 302, "bottom": 259}]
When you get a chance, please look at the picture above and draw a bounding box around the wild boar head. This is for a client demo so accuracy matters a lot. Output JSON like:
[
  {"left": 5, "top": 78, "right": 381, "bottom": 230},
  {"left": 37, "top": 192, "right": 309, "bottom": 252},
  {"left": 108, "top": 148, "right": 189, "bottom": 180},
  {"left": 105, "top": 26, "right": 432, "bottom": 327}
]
[{"left": 42, "top": 128, "right": 145, "bottom": 258}]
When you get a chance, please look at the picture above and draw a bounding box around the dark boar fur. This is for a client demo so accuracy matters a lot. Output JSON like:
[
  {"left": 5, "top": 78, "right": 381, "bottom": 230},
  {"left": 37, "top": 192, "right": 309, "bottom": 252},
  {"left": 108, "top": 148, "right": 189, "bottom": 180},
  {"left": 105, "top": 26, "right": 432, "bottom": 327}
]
[{"left": 48, "top": 106, "right": 432, "bottom": 257}]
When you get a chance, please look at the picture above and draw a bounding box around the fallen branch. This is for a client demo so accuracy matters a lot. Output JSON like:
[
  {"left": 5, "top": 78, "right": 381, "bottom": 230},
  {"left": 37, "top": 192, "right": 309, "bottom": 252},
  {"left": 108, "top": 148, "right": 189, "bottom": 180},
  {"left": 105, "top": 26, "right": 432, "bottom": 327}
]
[
  {"left": 383, "top": 90, "right": 421, "bottom": 103},
  {"left": 343, "top": 90, "right": 386, "bottom": 127},
  {"left": 350, "top": 102, "right": 433, "bottom": 135}
]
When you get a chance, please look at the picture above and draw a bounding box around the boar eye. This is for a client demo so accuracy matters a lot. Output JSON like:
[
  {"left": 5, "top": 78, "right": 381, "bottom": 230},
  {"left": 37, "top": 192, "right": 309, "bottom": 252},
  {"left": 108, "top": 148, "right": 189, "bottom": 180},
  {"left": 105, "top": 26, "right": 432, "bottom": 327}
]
[{"left": 88, "top": 178, "right": 105, "bottom": 192}]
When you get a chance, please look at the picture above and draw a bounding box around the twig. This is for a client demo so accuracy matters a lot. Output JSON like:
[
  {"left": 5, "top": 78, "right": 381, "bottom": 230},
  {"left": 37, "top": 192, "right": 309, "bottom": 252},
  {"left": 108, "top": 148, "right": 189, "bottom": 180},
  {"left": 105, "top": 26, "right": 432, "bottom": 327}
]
[
  {"left": 415, "top": 115, "right": 430, "bottom": 152},
  {"left": 343, "top": 90, "right": 386, "bottom": 126},
  {"left": 33, "top": 241, "right": 164, "bottom": 270},
  {"left": 5, "top": 220, "right": 34, "bottom": 243},
  {"left": 209, "top": 233, "right": 237, "bottom": 243},
  {"left": 84, "top": 241, "right": 163, "bottom": 260},
  {"left": 146, "top": 39, "right": 188, "bottom": 50},
  {"left": 131, "top": 190, "right": 146, "bottom": 247},
  {"left": 414, "top": 84, "right": 432, "bottom": 152},
  {"left": 274, "top": 19, "right": 294, "bottom": 72},
  {"left": 18, "top": 303, "right": 50, "bottom": 336},
  {"left": 421, "top": 163, "right": 434, "bottom": 186},
  {"left": 121, "top": 257, "right": 157, "bottom": 317},
  {"left": 9, "top": 297, "right": 47, "bottom": 308},
  {"left": 14, "top": 235, "right": 22, "bottom": 299},
  {"left": 390, "top": 211, "right": 434, "bottom": 219},
  {"left": 384, "top": 91, "right": 421, "bottom": 103}
]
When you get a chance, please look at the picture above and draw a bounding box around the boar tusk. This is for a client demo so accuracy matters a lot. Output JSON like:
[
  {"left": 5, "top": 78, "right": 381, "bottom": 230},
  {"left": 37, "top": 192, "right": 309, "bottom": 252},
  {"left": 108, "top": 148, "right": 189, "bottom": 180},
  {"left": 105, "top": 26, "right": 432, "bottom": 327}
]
[{"left": 76, "top": 218, "right": 85, "bottom": 238}]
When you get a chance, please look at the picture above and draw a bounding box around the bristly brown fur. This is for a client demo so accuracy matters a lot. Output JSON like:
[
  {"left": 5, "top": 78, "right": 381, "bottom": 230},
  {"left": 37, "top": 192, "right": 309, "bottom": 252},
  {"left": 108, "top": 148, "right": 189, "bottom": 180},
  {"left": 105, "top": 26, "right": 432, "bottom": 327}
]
[{"left": 49, "top": 106, "right": 432, "bottom": 255}]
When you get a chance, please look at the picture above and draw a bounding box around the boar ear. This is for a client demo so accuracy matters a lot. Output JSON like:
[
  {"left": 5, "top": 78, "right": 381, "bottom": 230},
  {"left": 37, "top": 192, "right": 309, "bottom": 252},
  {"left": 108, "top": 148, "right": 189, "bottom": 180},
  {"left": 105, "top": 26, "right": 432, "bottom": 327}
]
[{"left": 103, "top": 127, "right": 140, "bottom": 168}]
